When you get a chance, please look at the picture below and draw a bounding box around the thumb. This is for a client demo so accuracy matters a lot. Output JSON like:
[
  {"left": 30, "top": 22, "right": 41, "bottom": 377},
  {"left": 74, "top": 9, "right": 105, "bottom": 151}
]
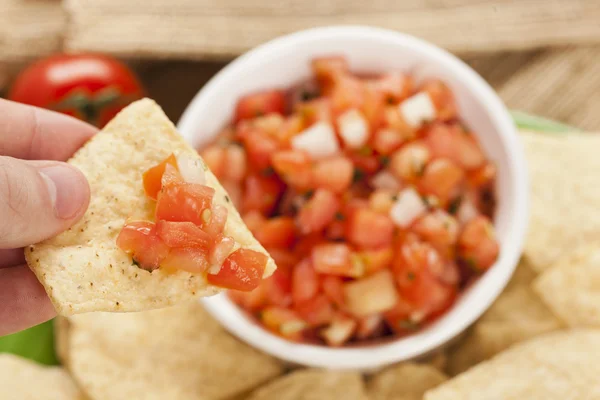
[{"left": 0, "top": 156, "right": 90, "bottom": 248}]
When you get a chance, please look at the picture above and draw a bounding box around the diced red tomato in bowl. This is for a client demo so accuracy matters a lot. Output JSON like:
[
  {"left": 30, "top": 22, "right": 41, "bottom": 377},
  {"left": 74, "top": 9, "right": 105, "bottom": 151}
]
[{"left": 202, "top": 55, "right": 502, "bottom": 347}]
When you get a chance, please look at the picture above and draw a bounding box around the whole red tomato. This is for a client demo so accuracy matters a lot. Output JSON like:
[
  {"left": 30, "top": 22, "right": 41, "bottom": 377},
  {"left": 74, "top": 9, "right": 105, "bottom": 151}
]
[{"left": 8, "top": 54, "right": 144, "bottom": 127}]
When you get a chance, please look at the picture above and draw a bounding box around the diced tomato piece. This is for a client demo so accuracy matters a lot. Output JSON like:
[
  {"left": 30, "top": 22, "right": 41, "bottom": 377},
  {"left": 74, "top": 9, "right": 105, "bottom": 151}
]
[
  {"left": 261, "top": 307, "right": 307, "bottom": 340},
  {"left": 222, "top": 145, "right": 247, "bottom": 182},
  {"left": 209, "top": 234, "right": 235, "bottom": 266},
  {"left": 347, "top": 151, "right": 381, "bottom": 174},
  {"left": 242, "top": 174, "right": 284, "bottom": 215},
  {"left": 458, "top": 215, "right": 499, "bottom": 271},
  {"left": 368, "top": 190, "right": 396, "bottom": 214},
  {"left": 356, "top": 314, "right": 384, "bottom": 340},
  {"left": 424, "top": 123, "right": 485, "bottom": 170},
  {"left": 271, "top": 149, "right": 314, "bottom": 190},
  {"left": 347, "top": 208, "right": 394, "bottom": 249},
  {"left": 295, "top": 98, "right": 333, "bottom": 124},
  {"left": 313, "top": 156, "right": 354, "bottom": 193},
  {"left": 254, "top": 217, "right": 297, "bottom": 249},
  {"left": 312, "top": 243, "right": 362, "bottom": 277},
  {"left": 371, "top": 72, "right": 414, "bottom": 103},
  {"left": 321, "top": 314, "right": 357, "bottom": 346},
  {"left": 155, "top": 183, "right": 215, "bottom": 226},
  {"left": 229, "top": 284, "right": 268, "bottom": 312},
  {"left": 383, "top": 296, "right": 416, "bottom": 334},
  {"left": 372, "top": 128, "right": 405, "bottom": 155},
  {"left": 143, "top": 154, "right": 178, "bottom": 200},
  {"left": 389, "top": 141, "right": 431, "bottom": 182},
  {"left": 242, "top": 210, "right": 266, "bottom": 233},
  {"left": 344, "top": 270, "right": 399, "bottom": 317},
  {"left": 207, "top": 249, "right": 267, "bottom": 291},
  {"left": 468, "top": 162, "right": 496, "bottom": 188},
  {"left": 312, "top": 56, "right": 349, "bottom": 93},
  {"left": 234, "top": 90, "right": 286, "bottom": 122},
  {"left": 393, "top": 235, "right": 457, "bottom": 319},
  {"left": 294, "top": 232, "right": 325, "bottom": 257},
  {"left": 413, "top": 210, "right": 459, "bottom": 259},
  {"left": 321, "top": 275, "right": 345, "bottom": 308},
  {"left": 295, "top": 294, "right": 335, "bottom": 326},
  {"left": 277, "top": 115, "right": 305, "bottom": 144},
  {"left": 200, "top": 145, "right": 226, "bottom": 179},
  {"left": 361, "top": 84, "right": 386, "bottom": 131},
  {"left": 155, "top": 220, "right": 211, "bottom": 250},
  {"left": 162, "top": 247, "right": 210, "bottom": 274},
  {"left": 421, "top": 80, "right": 457, "bottom": 121},
  {"left": 117, "top": 221, "right": 169, "bottom": 271},
  {"left": 325, "top": 219, "right": 346, "bottom": 241},
  {"left": 359, "top": 246, "right": 394, "bottom": 276},
  {"left": 266, "top": 248, "right": 298, "bottom": 271},
  {"left": 291, "top": 258, "right": 319, "bottom": 304},
  {"left": 383, "top": 105, "right": 415, "bottom": 139},
  {"left": 296, "top": 189, "right": 340, "bottom": 234},
  {"left": 264, "top": 268, "right": 293, "bottom": 307},
  {"left": 331, "top": 74, "right": 365, "bottom": 112},
  {"left": 418, "top": 159, "right": 465, "bottom": 206},
  {"left": 241, "top": 128, "right": 280, "bottom": 170},
  {"left": 202, "top": 204, "right": 228, "bottom": 237}
]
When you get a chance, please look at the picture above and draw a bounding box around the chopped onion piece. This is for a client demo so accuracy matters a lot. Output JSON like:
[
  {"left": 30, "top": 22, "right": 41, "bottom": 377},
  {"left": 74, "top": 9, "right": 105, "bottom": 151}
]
[
  {"left": 337, "top": 109, "right": 369, "bottom": 149},
  {"left": 321, "top": 315, "right": 357, "bottom": 346},
  {"left": 458, "top": 198, "right": 479, "bottom": 225},
  {"left": 399, "top": 92, "right": 436, "bottom": 128},
  {"left": 370, "top": 170, "right": 401, "bottom": 191},
  {"left": 344, "top": 270, "right": 399, "bottom": 317},
  {"left": 208, "top": 264, "right": 222, "bottom": 275},
  {"left": 291, "top": 121, "right": 340, "bottom": 159},
  {"left": 176, "top": 155, "right": 206, "bottom": 184},
  {"left": 389, "top": 187, "right": 427, "bottom": 228}
]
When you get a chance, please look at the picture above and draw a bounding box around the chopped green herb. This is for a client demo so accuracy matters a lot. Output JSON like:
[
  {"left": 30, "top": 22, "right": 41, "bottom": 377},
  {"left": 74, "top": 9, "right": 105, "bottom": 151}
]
[
  {"left": 301, "top": 89, "right": 320, "bottom": 102},
  {"left": 335, "top": 212, "right": 345, "bottom": 221},
  {"left": 386, "top": 96, "right": 396, "bottom": 105},
  {"left": 448, "top": 196, "right": 463, "bottom": 215},
  {"left": 132, "top": 259, "right": 140, "bottom": 268},
  {"left": 303, "top": 190, "right": 315, "bottom": 200},
  {"left": 255, "top": 111, "right": 265, "bottom": 118},
  {"left": 398, "top": 319, "right": 420, "bottom": 331},
  {"left": 352, "top": 168, "right": 365, "bottom": 183},
  {"left": 261, "top": 166, "right": 275, "bottom": 177},
  {"left": 407, "top": 272, "right": 416, "bottom": 281},
  {"left": 358, "top": 146, "right": 373, "bottom": 157},
  {"left": 465, "top": 257, "right": 479, "bottom": 272},
  {"left": 391, "top": 194, "right": 399, "bottom": 202},
  {"left": 231, "top": 140, "right": 244, "bottom": 147},
  {"left": 224, "top": 195, "right": 230, "bottom": 203},
  {"left": 380, "top": 155, "right": 390, "bottom": 166}
]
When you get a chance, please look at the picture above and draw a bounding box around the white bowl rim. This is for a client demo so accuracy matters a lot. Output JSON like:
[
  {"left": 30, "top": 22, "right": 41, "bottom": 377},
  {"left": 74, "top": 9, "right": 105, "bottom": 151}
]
[{"left": 178, "top": 25, "right": 529, "bottom": 371}]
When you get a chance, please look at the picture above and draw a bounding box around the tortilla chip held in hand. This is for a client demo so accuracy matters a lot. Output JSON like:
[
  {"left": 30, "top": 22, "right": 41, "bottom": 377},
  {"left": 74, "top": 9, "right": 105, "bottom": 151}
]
[{"left": 25, "top": 98, "right": 276, "bottom": 316}]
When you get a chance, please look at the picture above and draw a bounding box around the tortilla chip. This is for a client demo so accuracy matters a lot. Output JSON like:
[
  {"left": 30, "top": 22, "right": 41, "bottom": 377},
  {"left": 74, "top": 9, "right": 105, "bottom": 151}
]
[
  {"left": 54, "top": 316, "right": 71, "bottom": 365},
  {"left": 504, "top": 258, "right": 538, "bottom": 293},
  {"left": 534, "top": 243, "right": 600, "bottom": 328},
  {"left": 522, "top": 131, "right": 600, "bottom": 272},
  {"left": 425, "top": 329, "right": 600, "bottom": 399},
  {"left": 446, "top": 285, "right": 561, "bottom": 375},
  {"left": 0, "top": 354, "right": 85, "bottom": 400},
  {"left": 367, "top": 363, "right": 447, "bottom": 400},
  {"left": 246, "top": 369, "right": 368, "bottom": 400},
  {"left": 64, "top": 301, "right": 283, "bottom": 400},
  {"left": 25, "top": 98, "right": 276, "bottom": 315}
]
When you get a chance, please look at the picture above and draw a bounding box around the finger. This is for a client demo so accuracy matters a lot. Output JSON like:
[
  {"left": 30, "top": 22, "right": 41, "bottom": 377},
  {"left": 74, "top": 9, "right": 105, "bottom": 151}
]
[
  {"left": 0, "top": 99, "right": 97, "bottom": 160},
  {"left": 0, "top": 249, "right": 25, "bottom": 268},
  {"left": 0, "top": 157, "right": 90, "bottom": 248},
  {"left": 0, "top": 264, "right": 56, "bottom": 336}
]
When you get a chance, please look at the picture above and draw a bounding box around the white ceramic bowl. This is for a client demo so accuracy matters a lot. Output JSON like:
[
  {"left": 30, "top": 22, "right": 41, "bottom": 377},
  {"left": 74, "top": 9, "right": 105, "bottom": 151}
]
[{"left": 178, "top": 26, "right": 528, "bottom": 371}]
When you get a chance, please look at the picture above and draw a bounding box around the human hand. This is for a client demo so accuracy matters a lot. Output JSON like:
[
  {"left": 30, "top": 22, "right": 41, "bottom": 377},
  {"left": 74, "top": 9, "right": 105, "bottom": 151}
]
[{"left": 0, "top": 99, "right": 97, "bottom": 336}]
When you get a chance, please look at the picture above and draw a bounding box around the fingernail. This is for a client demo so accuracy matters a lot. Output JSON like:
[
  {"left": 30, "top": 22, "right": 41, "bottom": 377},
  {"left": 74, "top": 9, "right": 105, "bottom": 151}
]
[{"left": 39, "top": 165, "right": 87, "bottom": 219}]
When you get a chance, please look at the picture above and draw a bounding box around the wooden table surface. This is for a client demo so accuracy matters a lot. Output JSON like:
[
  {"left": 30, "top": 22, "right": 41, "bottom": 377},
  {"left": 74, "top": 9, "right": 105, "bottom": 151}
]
[{"left": 1, "top": 0, "right": 599, "bottom": 130}]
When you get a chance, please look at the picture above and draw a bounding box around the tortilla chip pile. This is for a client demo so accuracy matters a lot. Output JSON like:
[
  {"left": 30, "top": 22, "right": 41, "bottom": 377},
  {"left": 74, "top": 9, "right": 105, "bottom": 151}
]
[{"left": 7, "top": 104, "right": 600, "bottom": 398}]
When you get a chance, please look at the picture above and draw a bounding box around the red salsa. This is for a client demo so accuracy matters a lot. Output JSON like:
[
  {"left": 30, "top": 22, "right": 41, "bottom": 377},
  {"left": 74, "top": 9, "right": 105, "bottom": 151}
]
[
  {"left": 202, "top": 56, "right": 499, "bottom": 346},
  {"left": 116, "top": 153, "right": 268, "bottom": 292}
]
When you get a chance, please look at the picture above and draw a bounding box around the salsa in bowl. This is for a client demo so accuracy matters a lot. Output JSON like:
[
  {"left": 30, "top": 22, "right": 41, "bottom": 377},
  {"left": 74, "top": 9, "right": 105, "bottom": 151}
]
[{"left": 178, "top": 26, "right": 528, "bottom": 370}]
